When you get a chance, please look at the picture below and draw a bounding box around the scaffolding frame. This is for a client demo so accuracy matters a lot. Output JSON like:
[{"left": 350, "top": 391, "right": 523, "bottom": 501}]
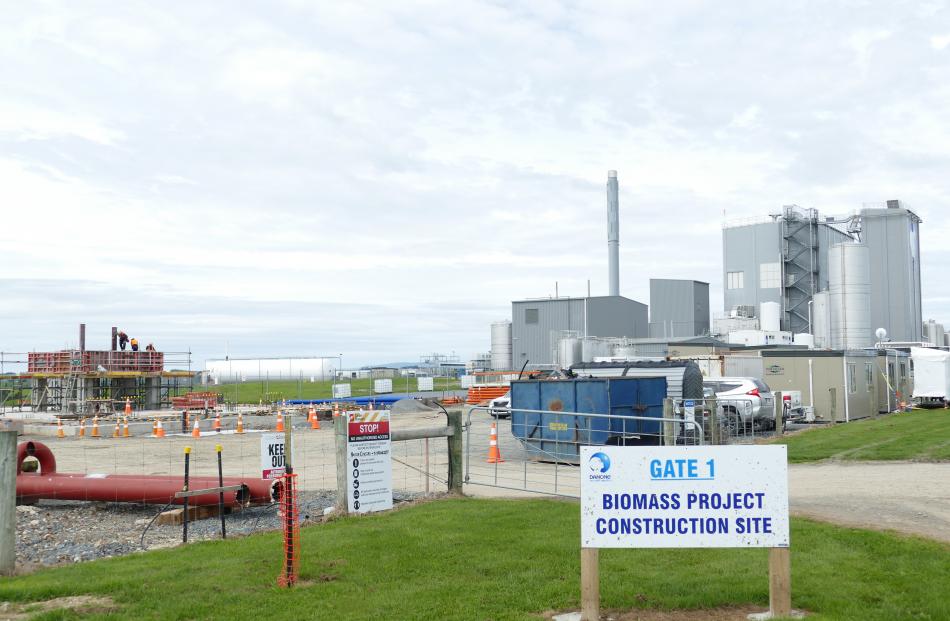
[{"left": 0, "top": 350, "right": 194, "bottom": 416}]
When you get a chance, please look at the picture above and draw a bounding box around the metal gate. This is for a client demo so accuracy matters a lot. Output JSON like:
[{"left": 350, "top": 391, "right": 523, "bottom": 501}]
[{"left": 463, "top": 405, "right": 704, "bottom": 498}]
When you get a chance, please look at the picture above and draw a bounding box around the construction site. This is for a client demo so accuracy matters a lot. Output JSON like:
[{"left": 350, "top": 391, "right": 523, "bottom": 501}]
[{"left": 0, "top": 324, "right": 194, "bottom": 416}]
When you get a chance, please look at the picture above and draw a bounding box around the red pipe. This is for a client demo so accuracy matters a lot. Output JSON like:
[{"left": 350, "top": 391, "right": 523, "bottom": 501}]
[{"left": 16, "top": 442, "right": 277, "bottom": 507}]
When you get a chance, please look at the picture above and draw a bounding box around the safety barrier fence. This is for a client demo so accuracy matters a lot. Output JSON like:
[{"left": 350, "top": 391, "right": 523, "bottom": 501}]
[
  {"left": 13, "top": 411, "right": 454, "bottom": 559},
  {"left": 463, "top": 405, "right": 705, "bottom": 498}
]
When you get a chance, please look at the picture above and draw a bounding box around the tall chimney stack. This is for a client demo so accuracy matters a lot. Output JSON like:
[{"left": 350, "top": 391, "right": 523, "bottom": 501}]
[{"left": 607, "top": 170, "right": 620, "bottom": 297}]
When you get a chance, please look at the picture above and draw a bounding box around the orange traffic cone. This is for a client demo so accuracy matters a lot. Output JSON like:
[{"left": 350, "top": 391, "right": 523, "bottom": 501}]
[
  {"left": 123, "top": 417, "right": 130, "bottom": 438},
  {"left": 124, "top": 398, "right": 132, "bottom": 416},
  {"left": 91, "top": 416, "right": 100, "bottom": 438},
  {"left": 78, "top": 418, "right": 86, "bottom": 438},
  {"left": 311, "top": 410, "right": 321, "bottom": 430},
  {"left": 213, "top": 412, "right": 222, "bottom": 432},
  {"left": 113, "top": 420, "right": 121, "bottom": 438},
  {"left": 156, "top": 419, "right": 166, "bottom": 438},
  {"left": 152, "top": 419, "right": 158, "bottom": 437},
  {"left": 192, "top": 419, "right": 201, "bottom": 438},
  {"left": 486, "top": 422, "right": 504, "bottom": 463},
  {"left": 56, "top": 418, "right": 65, "bottom": 438},
  {"left": 275, "top": 411, "right": 285, "bottom": 432},
  {"left": 332, "top": 403, "right": 339, "bottom": 418},
  {"left": 236, "top": 413, "right": 245, "bottom": 434},
  {"left": 307, "top": 404, "right": 315, "bottom": 423}
]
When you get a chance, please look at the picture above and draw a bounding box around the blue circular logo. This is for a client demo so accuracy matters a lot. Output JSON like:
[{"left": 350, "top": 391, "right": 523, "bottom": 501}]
[{"left": 589, "top": 452, "right": 611, "bottom": 474}]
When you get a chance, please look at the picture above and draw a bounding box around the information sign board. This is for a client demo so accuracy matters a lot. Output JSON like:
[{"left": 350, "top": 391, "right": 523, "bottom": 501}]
[
  {"left": 346, "top": 409, "right": 393, "bottom": 514},
  {"left": 581, "top": 445, "right": 789, "bottom": 548},
  {"left": 261, "top": 432, "right": 287, "bottom": 480}
]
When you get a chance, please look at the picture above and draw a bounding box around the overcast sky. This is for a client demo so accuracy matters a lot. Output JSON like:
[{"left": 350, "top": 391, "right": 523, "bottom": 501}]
[{"left": 1, "top": 1, "right": 949, "bottom": 368}]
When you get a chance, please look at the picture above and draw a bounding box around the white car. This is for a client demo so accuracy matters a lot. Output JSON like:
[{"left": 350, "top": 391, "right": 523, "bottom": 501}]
[
  {"left": 703, "top": 378, "right": 776, "bottom": 431},
  {"left": 488, "top": 392, "right": 510, "bottom": 418}
]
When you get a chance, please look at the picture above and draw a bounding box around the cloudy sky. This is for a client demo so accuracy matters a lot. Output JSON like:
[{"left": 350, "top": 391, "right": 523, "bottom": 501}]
[{"left": 1, "top": 1, "right": 949, "bottom": 368}]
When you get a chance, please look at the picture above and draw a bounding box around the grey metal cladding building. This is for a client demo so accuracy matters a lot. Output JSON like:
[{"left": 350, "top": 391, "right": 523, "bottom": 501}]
[
  {"left": 722, "top": 209, "right": 852, "bottom": 334},
  {"left": 722, "top": 201, "right": 922, "bottom": 343},
  {"left": 511, "top": 296, "right": 648, "bottom": 366},
  {"left": 649, "top": 279, "right": 710, "bottom": 337},
  {"left": 861, "top": 202, "right": 922, "bottom": 342}
]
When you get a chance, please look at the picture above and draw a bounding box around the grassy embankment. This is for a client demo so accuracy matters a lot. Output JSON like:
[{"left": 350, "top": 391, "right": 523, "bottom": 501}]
[
  {"left": 0, "top": 498, "right": 947, "bottom": 621},
  {"left": 773, "top": 408, "right": 950, "bottom": 462},
  {"left": 203, "top": 377, "right": 462, "bottom": 404}
]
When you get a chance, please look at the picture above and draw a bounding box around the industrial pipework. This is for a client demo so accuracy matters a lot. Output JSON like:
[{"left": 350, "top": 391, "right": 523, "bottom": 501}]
[
  {"left": 15, "top": 441, "right": 278, "bottom": 507},
  {"left": 607, "top": 170, "right": 620, "bottom": 297}
]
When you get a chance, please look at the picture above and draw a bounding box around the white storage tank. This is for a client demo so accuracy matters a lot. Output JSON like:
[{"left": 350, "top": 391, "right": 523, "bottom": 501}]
[
  {"left": 581, "top": 338, "right": 612, "bottom": 362},
  {"left": 374, "top": 379, "right": 393, "bottom": 394},
  {"left": 612, "top": 345, "right": 639, "bottom": 359},
  {"left": 557, "top": 337, "right": 582, "bottom": 369},
  {"left": 829, "top": 243, "right": 872, "bottom": 350},
  {"left": 490, "top": 321, "right": 513, "bottom": 371},
  {"left": 812, "top": 291, "right": 831, "bottom": 348},
  {"left": 206, "top": 357, "right": 338, "bottom": 382},
  {"left": 760, "top": 301, "right": 781, "bottom": 332},
  {"left": 793, "top": 333, "right": 815, "bottom": 348}
]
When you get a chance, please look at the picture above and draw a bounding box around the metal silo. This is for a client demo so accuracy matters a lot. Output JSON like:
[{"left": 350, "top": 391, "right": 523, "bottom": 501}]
[
  {"left": 812, "top": 291, "right": 831, "bottom": 348},
  {"left": 490, "top": 321, "right": 513, "bottom": 370},
  {"left": 829, "top": 243, "right": 872, "bottom": 349},
  {"left": 557, "top": 337, "right": 582, "bottom": 369}
]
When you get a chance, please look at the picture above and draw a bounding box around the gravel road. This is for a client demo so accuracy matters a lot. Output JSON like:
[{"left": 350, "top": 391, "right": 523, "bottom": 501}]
[{"left": 789, "top": 461, "right": 950, "bottom": 543}]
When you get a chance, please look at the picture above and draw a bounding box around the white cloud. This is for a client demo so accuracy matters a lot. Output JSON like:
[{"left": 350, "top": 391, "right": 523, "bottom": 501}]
[
  {"left": 0, "top": 1, "right": 948, "bottom": 365},
  {"left": 931, "top": 34, "right": 950, "bottom": 50}
]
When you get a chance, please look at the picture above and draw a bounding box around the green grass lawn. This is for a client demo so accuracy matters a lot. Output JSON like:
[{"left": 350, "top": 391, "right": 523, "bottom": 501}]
[
  {"left": 772, "top": 409, "right": 950, "bottom": 463},
  {"left": 203, "top": 377, "right": 462, "bottom": 404},
  {"left": 1, "top": 498, "right": 947, "bottom": 620}
]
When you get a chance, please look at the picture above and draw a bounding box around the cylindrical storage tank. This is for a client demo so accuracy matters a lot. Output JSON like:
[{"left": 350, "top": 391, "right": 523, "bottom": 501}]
[
  {"left": 760, "top": 301, "right": 781, "bottom": 332},
  {"left": 793, "top": 333, "right": 815, "bottom": 348},
  {"left": 557, "top": 337, "right": 582, "bottom": 369},
  {"left": 613, "top": 345, "right": 638, "bottom": 359},
  {"left": 206, "top": 357, "right": 338, "bottom": 382},
  {"left": 812, "top": 291, "right": 831, "bottom": 348},
  {"left": 581, "top": 338, "right": 611, "bottom": 362},
  {"left": 490, "top": 321, "right": 513, "bottom": 371},
  {"left": 829, "top": 243, "right": 872, "bottom": 350}
]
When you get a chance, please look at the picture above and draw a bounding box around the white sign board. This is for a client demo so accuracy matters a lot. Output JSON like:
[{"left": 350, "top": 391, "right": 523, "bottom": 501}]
[
  {"left": 581, "top": 445, "right": 789, "bottom": 548},
  {"left": 417, "top": 376, "right": 434, "bottom": 391},
  {"left": 332, "top": 383, "right": 352, "bottom": 398},
  {"left": 346, "top": 409, "right": 393, "bottom": 514},
  {"left": 261, "top": 432, "right": 287, "bottom": 480}
]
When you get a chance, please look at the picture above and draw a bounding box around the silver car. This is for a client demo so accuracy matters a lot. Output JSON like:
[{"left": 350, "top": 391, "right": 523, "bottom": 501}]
[{"left": 703, "top": 377, "right": 776, "bottom": 431}]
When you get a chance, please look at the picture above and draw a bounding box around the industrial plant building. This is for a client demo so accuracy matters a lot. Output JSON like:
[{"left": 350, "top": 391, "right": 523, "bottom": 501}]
[
  {"left": 510, "top": 295, "right": 648, "bottom": 367},
  {"left": 649, "top": 279, "right": 710, "bottom": 337},
  {"left": 721, "top": 200, "right": 922, "bottom": 345}
]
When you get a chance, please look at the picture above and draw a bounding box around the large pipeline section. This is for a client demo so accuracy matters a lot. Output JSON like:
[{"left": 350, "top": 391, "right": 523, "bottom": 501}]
[{"left": 15, "top": 441, "right": 278, "bottom": 507}]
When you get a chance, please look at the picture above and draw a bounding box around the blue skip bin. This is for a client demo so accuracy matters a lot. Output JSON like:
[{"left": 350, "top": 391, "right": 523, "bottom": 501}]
[{"left": 510, "top": 377, "right": 667, "bottom": 463}]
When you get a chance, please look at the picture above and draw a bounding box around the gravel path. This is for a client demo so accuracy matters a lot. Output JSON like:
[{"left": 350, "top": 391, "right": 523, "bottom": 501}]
[
  {"left": 789, "top": 461, "right": 950, "bottom": 543},
  {"left": 14, "top": 491, "right": 423, "bottom": 571}
]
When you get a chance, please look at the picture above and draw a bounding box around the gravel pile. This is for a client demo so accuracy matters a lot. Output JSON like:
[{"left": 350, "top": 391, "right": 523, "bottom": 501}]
[{"left": 15, "top": 490, "right": 423, "bottom": 570}]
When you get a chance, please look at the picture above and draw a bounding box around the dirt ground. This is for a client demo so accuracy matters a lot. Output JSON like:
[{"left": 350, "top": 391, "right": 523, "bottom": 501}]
[{"left": 788, "top": 460, "right": 950, "bottom": 543}]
